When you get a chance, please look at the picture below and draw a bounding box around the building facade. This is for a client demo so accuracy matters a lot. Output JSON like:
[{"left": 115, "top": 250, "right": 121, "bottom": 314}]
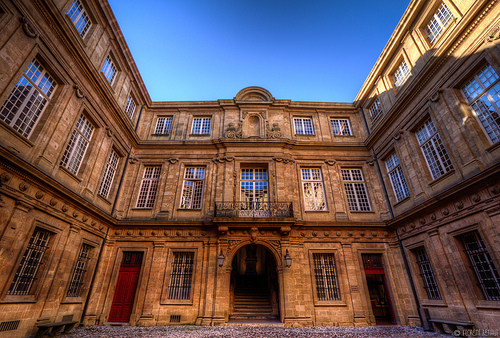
[{"left": 0, "top": 0, "right": 499, "bottom": 336}]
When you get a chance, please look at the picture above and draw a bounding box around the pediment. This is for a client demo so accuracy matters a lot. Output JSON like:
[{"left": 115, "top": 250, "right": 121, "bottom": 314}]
[{"left": 235, "top": 87, "right": 274, "bottom": 102}]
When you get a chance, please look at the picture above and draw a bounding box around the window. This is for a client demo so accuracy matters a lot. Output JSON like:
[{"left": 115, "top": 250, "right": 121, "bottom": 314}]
[
  {"left": 101, "top": 55, "right": 117, "bottom": 85},
  {"left": 369, "top": 97, "right": 384, "bottom": 122},
  {"left": 124, "top": 95, "right": 136, "bottom": 119},
  {"left": 415, "top": 118, "right": 453, "bottom": 180},
  {"left": 341, "top": 169, "right": 371, "bottom": 211},
  {"left": 154, "top": 117, "right": 173, "bottom": 135},
  {"left": 0, "top": 59, "right": 56, "bottom": 138},
  {"left": 426, "top": 3, "right": 454, "bottom": 44},
  {"left": 180, "top": 167, "right": 205, "bottom": 209},
  {"left": 67, "top": 244, "right": 92, "bottom": 297},
  {"left": 168, "top": 252, "right": 194, "bottom": 300},
  {"left": 60, "top": 114, "right": 94, "bottom": 175},
  {"left": 294, "top": 118, "right": 314, "bottom": 135},
  {"left": 8, "top": 227, "right": 51, "bottom": 295},
  {"left": 331, "top": 119, "right": 352, "bottom": 136},
  {"left": 191, "top": 117, "right": 211, "bottom": 135},
  {"left": 413, "top": 247, "right": 441, "bottom": 300},
  {"left": 460, "top": 230, "right": 500, "bottom": 301},
  {"left": 136, "top": 166, "right": 161, "bottom": 208},
  {"left": 66, "top": 0, "right": 91, "bottom": 38},
  {"left": 313, "top": 253, "right": 340, "bottom": 301},
  {"left": 461, "top": 64, "right": 500, "bottom": 144},
  {"left": 97, "top": 149, "right": 119, "bottom": 199},
  {"left": 393, "top": 59, "right": 411, "bottom": 88},
  {"left": 385, "top": 152, "right": 410, "bottom": 202},
  {"left": 240, "top": 168, "right": 268, "bottom": 208},
  {"left": 301, "top": 168, "right": 326, "bottom": 211}
]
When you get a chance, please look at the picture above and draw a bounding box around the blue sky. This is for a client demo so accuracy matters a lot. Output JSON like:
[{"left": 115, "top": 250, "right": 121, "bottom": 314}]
[{"left": 108, "top": 0, "right": 411, "bottom": 102}]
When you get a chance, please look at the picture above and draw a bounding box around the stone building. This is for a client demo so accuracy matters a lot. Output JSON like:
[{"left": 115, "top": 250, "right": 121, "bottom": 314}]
[{"left": 0, "top": 0, "right": 499, "bottom": 336}]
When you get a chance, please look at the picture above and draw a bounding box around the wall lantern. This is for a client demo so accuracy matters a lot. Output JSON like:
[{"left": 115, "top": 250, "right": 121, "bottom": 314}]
[
  {"left": 284, "top": 249, "right": 292, "bottom": 268},
  {"left": 218, "top": 250, "right": 225, "bottom": 267}
]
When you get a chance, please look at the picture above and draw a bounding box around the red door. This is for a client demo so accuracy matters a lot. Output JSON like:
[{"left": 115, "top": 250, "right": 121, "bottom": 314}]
[{"left": 108, "top": 252, "right": 143, "bottom": 323}]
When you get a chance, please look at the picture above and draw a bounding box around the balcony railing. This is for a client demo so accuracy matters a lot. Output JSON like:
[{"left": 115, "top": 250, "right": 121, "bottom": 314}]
[{"left": 214, "top": 201, "right": 293, "bottom": 218}]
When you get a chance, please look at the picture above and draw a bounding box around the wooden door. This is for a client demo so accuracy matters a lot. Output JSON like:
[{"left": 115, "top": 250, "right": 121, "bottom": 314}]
[{"left": 108, "top": 252, "right": 143, "bottom": 323}]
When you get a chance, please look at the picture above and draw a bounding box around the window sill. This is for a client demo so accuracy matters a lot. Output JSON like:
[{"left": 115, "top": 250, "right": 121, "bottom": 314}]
[
  {"left": 421, "top": 299, "right": 447, "bottom": 307},
  {"left": 59, "top": 165, "right": 83, "bottom": 183},
  {"left": 61, "top": 297, "right": 83, "bottom": 304},
  {"left": 305, "top": 209, "right": 329, "bottom": 213},
  {"left": 97, "top": 194, "right": 112, "bottom": 206},
  {"left": 485, "top": 140, "right": 500, "bottom": 153},
  {"left": 0, "top": 120, "right": 35, "bottom": 148},
  {"left": 313, "top": 300, "right": 347, "bottom": 307},
  {"left": 429, "top": 169, "right": 455, "bottom": 187},
  {"left": 1, "top": 295, "right": 36, "bottom": 303},
  {"left": 349, "top": 210, "right": 375, "bottom": 213},
  {"left": 333, "top": 134, "right": 354, "bottom": 137},
  {"left": 475, "top": 300, "right": 500, "bottom": 310},
  {"left": 189, "top": 134, "right": 210, "bottom": 137},
  {"left": 152, "top": 133, "right": 170, "bottom": 136},
  {"left": 131, "top": 207, "right": 153, "bottom": 210},
  {"left": 393, "top": 196, "right": 410, "bottom": 208},
  {"left": 177, "top": 208, "right": 202, "bottom": 211},
  {"left": 294, "top": 134, "right": 315, "bottom": 137},
  {"left": 161, "top": 299, "right": 194, "bottom": 306}
]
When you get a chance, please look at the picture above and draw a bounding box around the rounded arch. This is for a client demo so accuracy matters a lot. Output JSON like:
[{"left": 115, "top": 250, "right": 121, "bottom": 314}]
[
  {"left": 227, "top": 239, "right": 282, "bottom": 267},
  {"left": 235, "top": 87, "right": 274, "bottom": 102}
]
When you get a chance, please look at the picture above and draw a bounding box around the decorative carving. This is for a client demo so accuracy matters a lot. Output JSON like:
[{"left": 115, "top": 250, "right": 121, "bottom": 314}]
[
  {"left": 273, "top": 157, "right": 295, "bottom": 164},
  {"left": 250, "top": 227, "right": 258, "bottom": 242},
  {"left": 139, "top": 231, "right": 144, "bottom": 236},
  {"left": 337, "top": 231, "right": 341, "bottom": 236},
  {"left": 168, "top": 158, "right": 178, "bottom": 164},
  {"left": 115, "top": 230, "right": 121, "bottom": 235},
  {"left": 127, "top": 230, "right": 132, "bottom": 236},
  {"left": 429, "top": 89, "right": 443, "bottom": 102},
  {"left": 371, "top": 232, "right": 377, "bottom": 237},
  {"left": 472, "top": 194, "right": 481, "bottom": 203},
  {"left": 300, "top": 232, "right": 306, "bottom": 237},
  {"left": 176, "top": 231, "right": 181, "bottom": 236},
  {"left": 0, "top": 173, "right": 12, "bottom": 182},
  {"left": 266, "top": 122, "right": 283, "bottom": 139},
  {"left": 348, "top": 231, "right": 353, "bottom": 237},
  {"left": 19, "top": 182, "right": 29, "bottom": 191},
  {"left": 401, "top": 227, "right": 406, "bottom": 232},
  {"left": 409, "top": 222, "right": 416, "bottom": 228},
  {"left": 419, "top": 218, "right": 426, "bottom": 225},
  {"left": 35, "top": 191, "right": 44, "bottom": 199},
  {"left": 91, "top": 220, "right": 96, "bottom": 226},
  {"left": 456, "top": 201, "right": 464, "bottom": 210},
  {"left": 486, "top": 25, "right": 500, "bottom": 43},
  {"left": 442, "top": 208, "right": 449, "bottom": 215},
  {"left": 201, "top": 231, "right": 206, "bottom": 236},
  {"left": 73, "top": 85, "right": 85, "bottom": 99},
  {"left": 129, "top": 156, "right": 138, "bottom": 164},
  {"left": 324, "top": 160, "right": 336, "bottom": 166},
  {"left": 359, "top": 231, "right": 365, "bottom": 237},
  {"left": 490, "top": 185, "right": 500, "bottom": 195},
  {"left": 62, "top": 204, "right": 69, "bottom": 212},
  {"left": 164, "top": 230, "right": 169, "bottom": 236},
  {"left": 99, "top": 224, "right": 104, "bottom": 230},
  {"left": 82, "top": 215, "right": 88, "bottom": 222},
  {"left": 430, "top": 214, "right": 436, "bottom": 220},
  {"left": 50, "top": 198, "right": 58, "bottom": 206},
  {"left": 152, "top": 231, "right": 157, "bottom": 236},
  {"left": 188, "top": 231, "right": 194, "bottom": 236},
  {"left": 105, "top": 127, "right": 113, "bottom": 137},
  {"left": 225, "top": 122, "right": 243, "bottom": 138},
  {"left": 366, "top": 156, "right": 375, "bottom": 166},
  {"left": 73, "top": 210, "right": 79, "bottom": 218},
  {"left": 213, "top": 156, "right": 234, "bottom": 163},
  {"left": 20, "top": 17, "right": 38, "bottom": 38},
  {"left": 324, "top": 231, "right": 329, "bottom": 237}
]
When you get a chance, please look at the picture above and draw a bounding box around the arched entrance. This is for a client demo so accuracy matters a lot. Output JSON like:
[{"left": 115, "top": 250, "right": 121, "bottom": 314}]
[{"left": 228, "top": 244, "right": 280, "bottom": 322}]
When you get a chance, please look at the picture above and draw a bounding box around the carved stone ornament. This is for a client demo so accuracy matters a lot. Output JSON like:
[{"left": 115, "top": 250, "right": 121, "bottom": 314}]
[
  {"left": 73, "top": 85, "right": 85, "bottom": 99},
  {"left": 82, "top": 215, "right": 88, "bottom": 222},
  {"left": 0, "top": 173, "right": 12, "bottom": 183},
  {"left": 273, "top": 157, "right": 295, "bottom": 164},
  {"left": 213, "top": 156, "right": 234, "bottom": 163},
  {"left": 325, "top": 160, "right": 336, "bottom": 166},
  {"left": 139, "top": 231, "right": 144, "bottom": 236},
  {"left": 429, "top": 89, "right": 443, "bottom": 102},
  {"left": 99, "top": 224, "right": 104, "bottom": 230},
  {"left": 430, "top": 213, "right": 436, "bottom": 220},
  {"left": 151, "top": 231, "right": 157, "bottom": 236},
  {"left": 419, "top": 218, "right": 426, "bottom": 225},
  {"left": 250, "top": 227, "right": 258, "bottom": 242},
  {"left": 366, "top": 156, "right": 376, "bottom": 166},
  {"left": 129, "top": 156, "right": 138, "bottom": 164},
  {"left": 225, "top": 122, "right": 243, "bottom": 138},
  {"left": 19, "top": 182, "right": 29, "bottom": 191},
  {"left": 91, "top": 220, "right": 96, "bottom": 226},
  {"left": 456, "top": 201, "right": 464, "bottom": 210},
  {"left": 105, "top": 127, "right": 113, "bottom": 137},
  {"left": 127, "top": 230, "right": 132, "bottom": 236},
  {"left": 266, "top": 122, "right": 283, "bottom": 139},
  {"left": 410, "top": 222, "right": 416, "bottom": 228},
  {"left": 337, "top": 231, "right": 341, "bottom": 237},
  {"left": 393, "top": 130, "right": 404, "bottom": 141},
  {"left": 168, "top": 158, "right": 178, "bottom": 164},
  {"left": 472, "top": 194, "right": 481, "bottom": 203},
  {"left": 442, "top": 208, "right": 449, "bottom": 215},
  {"left": 35, "top": 191, "right": 45, "bottom": 199},
  {"left": 115, "top": 230, "right": 121, "bottom": 235},
  {"left": 20, "top": 17, "right": 38, "bottom": 38},
  {"left": 490, "top": 185, "right": 500, "bottom": 195},
  {"left": 73, "top": 210, "right": 79, "bottom": 218},
  {"left": 50, "top": 198, "right": 58, "bottom": 206},
  {"left": 486, "top": 26, "right": 500, "bottom": 43},
  {"left": 371, "top": 232, "right": 377, "bottom": 237},
  {"left": 62, "top": 204, "right": 69, "bottom": 212}
]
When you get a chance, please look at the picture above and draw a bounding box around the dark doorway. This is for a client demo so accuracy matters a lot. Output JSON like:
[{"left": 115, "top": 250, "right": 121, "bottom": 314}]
[
  {"left": 362, "top": 253, "right": 396, "bottom": 325},
  {"left": 108, "top": 252, "right": 143, "bottom": 323},
  {"left": 229, "top": 245, "right": 280, "bottom": 322}
]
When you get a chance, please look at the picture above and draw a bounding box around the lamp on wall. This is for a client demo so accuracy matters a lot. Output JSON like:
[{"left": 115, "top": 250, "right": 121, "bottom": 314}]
[
  {"left": 218, "top": 250, "right": 225, "bottom": 267},
  {"left": 284, "top": 249, "right": 292, "bottom": 268}
]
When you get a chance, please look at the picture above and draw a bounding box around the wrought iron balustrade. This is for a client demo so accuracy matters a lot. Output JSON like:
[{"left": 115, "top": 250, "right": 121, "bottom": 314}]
[{"left": 214, "top": 201, "right": 293, "bottom": 218}]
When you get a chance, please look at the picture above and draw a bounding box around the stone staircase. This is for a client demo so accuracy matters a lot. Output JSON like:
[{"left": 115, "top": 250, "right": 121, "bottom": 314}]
[{"left": 229, "top": 276, "right": 278, "bottom": 321}]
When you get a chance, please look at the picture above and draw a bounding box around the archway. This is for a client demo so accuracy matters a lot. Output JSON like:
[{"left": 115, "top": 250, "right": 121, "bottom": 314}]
[{"left": 228, "top": 244, "right": 280, "bottom": 322}]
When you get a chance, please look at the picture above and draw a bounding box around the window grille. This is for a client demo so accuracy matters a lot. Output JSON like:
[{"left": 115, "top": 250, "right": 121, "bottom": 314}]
[
  {"left": 362, "top": 253, "right": 384, "bottom": 270},
  {"left": 294, "top": 118, "right": 314, "bottom": 135},
  {"left": 180, "top": 167, "right": 205, "bottom": 209},
  {"left": 122, "top": 251, "right": 143, "bottom": 266},
  {"left": 341, "top": 169, "right": 371, "bottom": 211},
  {"left": 191, "top": 117, "right": 211, "bottom": 134},
  {"left": 301, "top": 168, "right": 326, "bottom": 211},
  {"left": 0, "top": 320, "right": 20, "bottom": 332},
  {"left": 330, "top": 119, "right": 352, "bottom": 136},
  {"left": 385, "top": 152, "right": 410, "bottom": 202},
  {"left": 369, "top": 97, "right": 384, "bottom": 122},
  {"left": 155, "top": 117, "right": 173, "bottom": 135},
  {"left": 101, "top": 56, "right": 117, "bottom": 85},
  {"left": 168, "top": 252, "right": 194, "bottom": 300},
  {"left": 97, "top": 150, "right": 119, "bottom": 199},
  {"left": 67, "top": 0, "right": 91, "bottom": 38},
  {"left": 461, "top": 64, "right": 500, "bottom": 144},
  {"left": 169, "top": 315, "right": 181, "bottom": 323},
  {"left": 124, "top": 96, "right": 136, "bottom": 119},
  {"left": 0, "top": 59, "right": 56, "bottom": 138},
  {"left": 415, "top": 119, "right": 453, "bottom": 180},
  {"left": 240, "top": 168, "right": 268, "bottom": 210},
  {"left": 60, "top": 114, "right": 94, "bottom": 175},
  {"left": 414, "top": 247, "right": 442, "bottom": 300},
  {"left": 67, "top": 244, "right": 92, "bottom": 297},
  {"left": 8, "top": 227, "right": 51, "bottom": 295},
  {"left": 313, "top": 253, "right": 340, "bottom": 301},
  {"left": 460, "top": 231, "right": 500, "bottom": 301},
  {"left": 136, "top": 167, "right": 161, "bottom": 208},
  {"left": 394, "top": 60, "right": 411, "bottom": 88},
  {"left": 426, "top": 3, "right": 454, "bottom": 44}
]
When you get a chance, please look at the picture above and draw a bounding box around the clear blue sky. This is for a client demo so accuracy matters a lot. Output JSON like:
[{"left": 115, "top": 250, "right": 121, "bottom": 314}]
[{"left": 108, "top": 0, "right": 411, "bottom": 102}]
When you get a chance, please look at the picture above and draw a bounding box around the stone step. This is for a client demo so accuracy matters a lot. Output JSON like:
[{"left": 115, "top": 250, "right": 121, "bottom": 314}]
[{"left": 229, "top": 315, "right": 279, "bottom": 321}]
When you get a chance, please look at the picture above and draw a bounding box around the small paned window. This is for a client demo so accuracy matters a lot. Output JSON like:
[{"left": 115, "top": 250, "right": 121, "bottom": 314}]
[
  {"left": 67, "top": 244, "right": 92, "bottom": 297},
  {"left": 60, "top": 114, "right": 94, "bottom": 175},
  {"left": 341, "top": 169, "right": 371, "bottom": 211},
  {"left": 394, "top": 60, "right": 411, "bottom": 88},
  {"left": 67, "top": 0, "right": 91, "bottom": 38},
  {"left": 426, "top": 3, "right": 454, "bottom": 44},
  {"left": 301, "top": 168, "right": 326, "bottom": 211},
  {"left": 415, "top": 119, "right": 453, "bottom": 180},
  {"left": 294, "top": 118, "right": 314, "bottom": 135},
  {"left": 180, "top": 167, "right": 205, "bottom": 209},
  {"left": 168, "top": 252, "right": 194, "bottom": 300},
  {"left": 101, "top": 56, "right": 117, "bottom": 85},
  {"left": 124, "top": 96, "right": 136, "bottom": 119},
  {"left": 385, "top": 152, "right": 410, "bottom": 202},
  {"left": 331, "top": 119, "right": 352, "bottom": 136},
  {"left": 240, "top": 168, "right": 268, "bottom": 207},
  {"left": 369, "top": 97, "right": 384, "bottom": 123},
  {"left": 0, "top": 59, "right": 56, "bottom": 138},
  {"left": 191, "top": 117, "right": 211, "bottom": 135},
  {"left": 136, "top": 166, "right": 161, "bottom": 208},
  {"left": 313, "top": 253, "right": 341, "bottom": 301},
  {"left": 414, "top": 247, "right": 442, "bottom": 300},
  {"left": 97, "top": 149, "right": 119, "bottom": 199},
  {"left": 155, "top": 117, "right": 173, "bottom": 135}
]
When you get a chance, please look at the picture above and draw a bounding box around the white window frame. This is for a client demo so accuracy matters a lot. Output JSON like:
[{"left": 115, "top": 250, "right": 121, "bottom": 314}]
[
  {"left": 330, "top": 119, "right": 352, "bottom": 136},
  {"left": 101, "top": 55, "right": 117, "bottom": 85},
  {"left": 66, "top": 0, "right": 91, "bottom": 38},
  {"left": 385, "top": 152, "right": 410, "bottom": 202},
  {"left": 124, "top": 95, "right": 136, "bottom": 119},
  {"left": 426, "top": 3, "right": 454, "bottom": 44},
  {"left": 0, "top": 59, "right": 57, "bottom": 138},
  {"left": 60, "top": 114, "right": 94, "bottom": 175},
  {"left": 341, "top": 169, "right": 371, "bottom": 212},
  {"left": 393, "top": 59, "right": 411, "bottom": 88},
  {"left": 301, "top": 168, "right": 327, "bottom": 211},
  {"left": 180, "top": 167, "right": 205, "bottom": 209},
  {"left": 368, "top": 97, "right": 384, "bottom": 123},
  {"left": 294, "top": 118, "right": 314, "bottom": 135},
  {"left": 136, "top": 166, "right": 161, "bottom": 209},
  {"left": 191, "top": 117, "right": 211, "bottom": 135},
  {"left": 155, "top": 117, "right": 173, "bottom": 135},
  {"left": 415, "top": 118, "right": 453, "bottom": 180},
  {"left": 97, "top": 149, "right": 119, "bottom": 199}
]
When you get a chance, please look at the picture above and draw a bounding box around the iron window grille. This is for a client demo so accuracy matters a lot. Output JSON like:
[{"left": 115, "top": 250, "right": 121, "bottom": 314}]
[
  {"left": 294, "top": 118, "right": 314, "bottom": 135},
  {"left": 101, "top": 56, "right": 117, "bottom": 85},
  {"left": 414, "top": 247, "right": 442, "bottom": 300},
  {"left": 191, "top": 117, "right": 211, "bottom": 134},
  {"left": 124, "top": 96, "right": 136, "bottom": 119},
  {"left": 369, "top": 97, "right": 384, "bottom": 123},
  {"left": 0, "top": 59, "right": 56, "bottom": 138},
  {"left": 8, "top": 227, "right": 51, "bottom": 295},
  {"left": 385, "top": 152, "right": 410, "bottom": 202},
  {"left": 60, "top": 114, "right": 94, "bottom": 175},
  {"left": 461, "top": 64, "right": 500, "bottom": 144},
  {"left": 415, "top": 118, "right": 453, "bottom": 180},
  {"left": 67, "top": 0, "right": 91, "bottom": 38},
  {"left": 240, "top": 168, "right": 268, "bottom": 216},
  {"left": 67, "top": 243, "right": 92, "bottom": 297},
  {"left": 393, "top": 60, "right": 411, "bottom": 88},
  {"left": 155, "top": 117, "right": 173, "bottom": 135},
  {"left": 460, "top": 230, "right": 500, "bottom": 301},
  {"left": 341, "top": 169, "right": 371, "bottom": 211},
  {"left": 136, "top": 166, "right": 161, "bottom": 208},
  {"left": 180, "top": 167, "right": 205, "bottom": 209},
  {"left": 97, "top": 149, "right": 119, "bottom": 199},
  {"left": 313, "top": 253, "right": 341, "bottom": 301},
  {"left": 426, "top": 3, "right": 454, "bottom": 44},
  {"left": 331, "top": 119, "right": 352, "bottom": 136},
  {"left": 301, "top": 168, "right": 327, "bottom": 211},
  {"left": 168, "top": 252, "right": 194, "bottom": 300}
]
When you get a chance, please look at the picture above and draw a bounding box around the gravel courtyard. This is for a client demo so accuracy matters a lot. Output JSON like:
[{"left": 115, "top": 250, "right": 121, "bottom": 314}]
[{"left": 62, "top": 325, "right": 451, "bottom": 338}]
